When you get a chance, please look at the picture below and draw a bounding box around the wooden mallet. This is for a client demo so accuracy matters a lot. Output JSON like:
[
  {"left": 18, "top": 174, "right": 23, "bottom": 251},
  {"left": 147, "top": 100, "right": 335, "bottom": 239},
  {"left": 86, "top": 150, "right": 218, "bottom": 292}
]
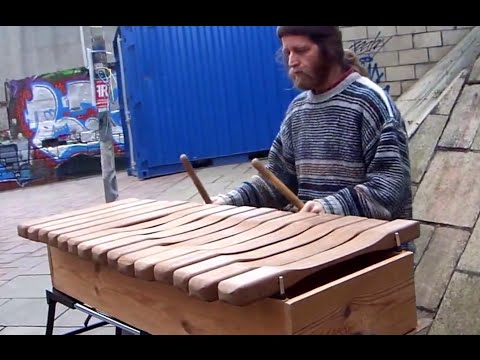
[
  {"left": 179, "top": 154, "right": 212, "bottom": 204},
  {"left": 251, "top": 158, "right": 304, "bottom": 211}
]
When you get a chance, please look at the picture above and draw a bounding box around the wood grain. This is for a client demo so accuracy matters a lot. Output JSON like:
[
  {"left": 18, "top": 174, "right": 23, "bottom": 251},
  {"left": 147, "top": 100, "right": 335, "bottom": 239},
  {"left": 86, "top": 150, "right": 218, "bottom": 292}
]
[
  {"left": 217, "top": 219, "right": 420, "bottom": 306},
  {"left": 135, "top": 212, "right": 317, "bottom": 281},
  {"left": 186, "top": 217, "right": 384, "bottom": 301},
  {"left": 286, "top": 251, "right": 417, "bottom": 335}
]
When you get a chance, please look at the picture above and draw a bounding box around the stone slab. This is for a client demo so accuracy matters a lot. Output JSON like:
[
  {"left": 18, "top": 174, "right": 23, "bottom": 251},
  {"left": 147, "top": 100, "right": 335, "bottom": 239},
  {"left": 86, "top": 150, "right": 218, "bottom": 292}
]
[
  {"left": 411, "top": 184, "right": 418, "bottom": 199},
  {"left": 413, "top": 224, "right": 435, "bottom": 267},
  {"left": 0, "top": 298, "right": 68, "bottom": 326},
  {"left": 467, "top": 56, "right": 480, "bottom": 84},
  {"left": 457, "top": 218, "right": 480, "bottom": 273},
  {"left": 413, "top": 151, "right": 480, "bottom": 228},
  {"left": 0, "top": 275, "right": 51, "bottom": 299},
  {"left": 22, "top": 261, "right": 50, "bottom": 276},
  {"left": 409, "top": 114, "right": 448, "bottom": 183},
  {"left": 429, "top": 271, "right": 480, "bottom": 335},
  {"left": 54, "top": 309, "right": 98, "bottom": 327},
  {"left": 439, "top": 84, "right": 480, "bottom": 149},
  {"left": 472, "top": 126, "right": 480, "bottom": 151},
  {"left": 432, "top": 70, "right": 467, "bottom": 115},
  {"left": 3, "top": 256, "right": 45, "bottom": 270},
  {"left": 414, "top": 226, "right": 469, "bottom": 311},
  {"left": 188, "top": 180, "right": 234, "bottom": 204},
  {"left": 6, "top": 242, "right": 45, "bottom": 254}
]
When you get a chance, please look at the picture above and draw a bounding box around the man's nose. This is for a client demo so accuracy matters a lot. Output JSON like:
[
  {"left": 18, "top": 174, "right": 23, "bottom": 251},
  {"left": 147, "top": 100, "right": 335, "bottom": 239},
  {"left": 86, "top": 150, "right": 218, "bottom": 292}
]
[{"left": 288, "top": 54, "right": 299, "bottom": 67}]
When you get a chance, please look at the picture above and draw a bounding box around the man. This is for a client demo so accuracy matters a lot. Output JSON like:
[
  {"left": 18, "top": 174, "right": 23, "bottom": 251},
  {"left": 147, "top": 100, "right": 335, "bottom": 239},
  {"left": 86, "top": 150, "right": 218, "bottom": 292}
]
[{"left": 212, "top": 26, "right": 413, "bottom": 226}]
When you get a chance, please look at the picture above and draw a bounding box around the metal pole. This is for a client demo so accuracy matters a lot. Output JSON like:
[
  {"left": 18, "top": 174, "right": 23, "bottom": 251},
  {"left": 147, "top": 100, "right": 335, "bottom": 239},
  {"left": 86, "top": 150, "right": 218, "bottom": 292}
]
[{"left": 89, "top": 26, "right": 118, "bottom": 203}]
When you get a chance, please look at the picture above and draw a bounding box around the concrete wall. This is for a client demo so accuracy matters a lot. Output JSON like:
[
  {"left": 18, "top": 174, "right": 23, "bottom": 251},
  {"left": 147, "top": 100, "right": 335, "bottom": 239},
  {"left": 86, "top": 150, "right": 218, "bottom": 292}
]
[
  {"left": 0, "top": 26, "right": 118, "bottom": 86},
  {"left": 340, "top": 26, "right": 474, "bottom": 98}
]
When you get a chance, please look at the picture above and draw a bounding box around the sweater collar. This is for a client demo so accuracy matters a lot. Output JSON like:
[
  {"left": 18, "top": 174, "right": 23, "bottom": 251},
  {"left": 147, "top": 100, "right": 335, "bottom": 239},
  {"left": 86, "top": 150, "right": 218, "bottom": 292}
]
[{"left": 306, "top": 70, "right": 362, "bottom": 103}]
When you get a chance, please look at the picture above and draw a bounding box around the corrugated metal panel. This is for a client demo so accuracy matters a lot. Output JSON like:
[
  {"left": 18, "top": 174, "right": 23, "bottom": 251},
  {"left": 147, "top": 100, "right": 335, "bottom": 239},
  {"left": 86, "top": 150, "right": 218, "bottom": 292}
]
[{"left": 115, "top": 26, "right": 298, "bottom": 179}]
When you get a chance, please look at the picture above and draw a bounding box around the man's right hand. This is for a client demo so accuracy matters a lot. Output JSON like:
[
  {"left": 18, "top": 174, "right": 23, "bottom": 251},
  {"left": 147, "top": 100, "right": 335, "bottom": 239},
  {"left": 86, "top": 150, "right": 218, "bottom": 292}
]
[{"left": 210, "top": 196, "right": 226, "bottom": 205}]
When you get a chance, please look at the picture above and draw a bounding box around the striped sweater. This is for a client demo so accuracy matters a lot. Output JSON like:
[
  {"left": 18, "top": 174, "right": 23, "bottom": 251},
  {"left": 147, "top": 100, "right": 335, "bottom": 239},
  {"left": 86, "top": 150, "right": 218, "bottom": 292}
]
[{"left": 218, "top": 71, "right": 413, "bottom": 221}]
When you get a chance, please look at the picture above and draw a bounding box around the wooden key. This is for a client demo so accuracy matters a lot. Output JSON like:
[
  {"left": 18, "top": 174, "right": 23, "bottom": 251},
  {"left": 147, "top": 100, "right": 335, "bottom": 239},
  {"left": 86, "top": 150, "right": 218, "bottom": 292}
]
[
  {"left": 217, "top": 219, "right": 420, "bottom": 306},
  {"left": 86, "top": 206, "right": 255, "bottom": 262},
  {"left": 186, "top": 217, "right": 384, "bottom": 301},
  {"left": 133, "top": 211, "right": 307, "bottom": 281},
  {"left": 17, "top": 197, "right": 139, "bottom": 239},
  {"left": 89, "top": 204, "right": 239, "bottom": 264},
  {"left": 107, "top": 207, "right": 275, "bottom": 268},
  {"left": 172, "top": 214, "right": 343, "bottom": 291},
  {"left": 27, "top": 199, "right": 156, "bottom": 242},
  {"left": 65, "top": 202, "right": 205, "bottom": 248},
  {"left": 54, "top": 201, "right": 196, "bottom": 249},
  {"left": 46, "top": 200, "right": 188, "bottom": 246},
  {"left": 114, "top": 210, "right": 288, "bottom": 277},
  {"left": 77, "top": 204, "right": 233, "bottom": 261},
  {"left": 152, "top": 212, "right": 320, "bottom": 284}
]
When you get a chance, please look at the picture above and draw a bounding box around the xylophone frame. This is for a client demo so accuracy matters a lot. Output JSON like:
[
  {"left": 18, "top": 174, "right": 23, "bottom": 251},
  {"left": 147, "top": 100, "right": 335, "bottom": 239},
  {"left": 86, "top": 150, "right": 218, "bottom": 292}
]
[{"left": 45, "top": 242, "right": 425, "bottom": 335}]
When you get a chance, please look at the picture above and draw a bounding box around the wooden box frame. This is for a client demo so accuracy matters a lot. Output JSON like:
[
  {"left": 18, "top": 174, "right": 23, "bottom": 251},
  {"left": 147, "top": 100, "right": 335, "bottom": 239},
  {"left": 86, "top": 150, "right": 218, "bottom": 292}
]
[{"left": 48, "top": 245, "right": 418, "bottom": 335}]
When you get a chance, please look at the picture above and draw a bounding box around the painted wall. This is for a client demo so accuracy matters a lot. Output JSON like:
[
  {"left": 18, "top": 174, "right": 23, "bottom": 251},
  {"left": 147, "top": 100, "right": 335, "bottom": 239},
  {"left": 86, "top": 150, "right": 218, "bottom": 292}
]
[
  {"left": 340, "top": 26, "right": 474, "bottom": 98},
  {"left": 0, "top": 67, "right": 124, "bottom": 190}
]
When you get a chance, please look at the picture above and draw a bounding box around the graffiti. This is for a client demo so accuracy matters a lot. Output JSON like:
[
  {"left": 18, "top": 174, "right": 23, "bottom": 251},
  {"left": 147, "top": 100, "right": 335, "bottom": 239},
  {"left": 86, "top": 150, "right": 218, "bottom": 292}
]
[
  {"left": 350, "top": 31, "right": 392, "bottom": 94},
  {"left": 358, "top": 55, "right": 390, "bottom": 94},
  {"left": 0, "top": 66, "right": 124, "bottom": 190},
  {"left": 350, "top": 31, "right": 393, "bottom": 57}
]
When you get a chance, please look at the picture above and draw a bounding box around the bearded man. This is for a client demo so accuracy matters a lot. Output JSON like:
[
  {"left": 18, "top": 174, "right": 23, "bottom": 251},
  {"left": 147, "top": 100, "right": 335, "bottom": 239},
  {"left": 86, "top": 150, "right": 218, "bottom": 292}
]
[{"left": 212, "top": 26, "right": 413, "bottom": 230}]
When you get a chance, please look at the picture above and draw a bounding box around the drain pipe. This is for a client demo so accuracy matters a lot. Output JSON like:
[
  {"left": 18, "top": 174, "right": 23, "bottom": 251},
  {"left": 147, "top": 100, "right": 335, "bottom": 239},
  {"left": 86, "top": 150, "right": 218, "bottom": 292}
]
[
  {"left": 116, "top": 34, "right": 136, "bottom": 172},
  {"left": 79, "top": 26, "right": 88, "bottom": 68}
]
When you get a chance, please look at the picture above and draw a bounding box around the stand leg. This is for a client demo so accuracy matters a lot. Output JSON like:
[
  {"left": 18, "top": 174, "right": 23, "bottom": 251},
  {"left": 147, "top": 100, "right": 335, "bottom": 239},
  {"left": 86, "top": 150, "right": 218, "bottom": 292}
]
[{"left": 45, "top": 290, "right": 57, "bottom": 336}]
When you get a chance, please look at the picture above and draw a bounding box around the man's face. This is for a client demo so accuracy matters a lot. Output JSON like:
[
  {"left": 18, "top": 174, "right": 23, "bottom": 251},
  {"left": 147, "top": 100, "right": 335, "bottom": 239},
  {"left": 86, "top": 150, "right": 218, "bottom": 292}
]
[{"left": 281, "top": 34, "right": 330, "bottom": 91}]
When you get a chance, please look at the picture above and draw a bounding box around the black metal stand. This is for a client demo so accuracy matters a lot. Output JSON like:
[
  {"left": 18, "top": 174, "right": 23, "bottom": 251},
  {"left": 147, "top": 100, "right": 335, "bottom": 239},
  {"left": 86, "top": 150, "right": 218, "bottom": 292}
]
[{"left": 45, "top": 288, "right": 150, "bottom": 335}]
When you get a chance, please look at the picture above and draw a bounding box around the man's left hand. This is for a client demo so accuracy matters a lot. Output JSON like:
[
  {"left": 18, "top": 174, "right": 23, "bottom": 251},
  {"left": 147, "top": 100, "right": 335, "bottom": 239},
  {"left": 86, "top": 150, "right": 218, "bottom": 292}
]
[{"left": 300, "top": 200, "right": 325, "bottom": 214}]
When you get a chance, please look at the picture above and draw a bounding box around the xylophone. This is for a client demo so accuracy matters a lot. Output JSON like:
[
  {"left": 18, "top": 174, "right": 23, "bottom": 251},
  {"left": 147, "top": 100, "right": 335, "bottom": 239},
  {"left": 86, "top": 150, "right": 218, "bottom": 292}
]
[{"left": 17, "top": 198, "right": 421, "bottom": 335}]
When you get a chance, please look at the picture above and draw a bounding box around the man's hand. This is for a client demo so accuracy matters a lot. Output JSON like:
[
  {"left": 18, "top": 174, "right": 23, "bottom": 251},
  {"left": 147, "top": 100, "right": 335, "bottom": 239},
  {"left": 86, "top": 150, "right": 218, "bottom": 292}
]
[
  {"left": 210, "top": 196, "right": 227, "bottom": 205},
  {"left": 300, "top": 200, "right": 325, "bottom": 214}
]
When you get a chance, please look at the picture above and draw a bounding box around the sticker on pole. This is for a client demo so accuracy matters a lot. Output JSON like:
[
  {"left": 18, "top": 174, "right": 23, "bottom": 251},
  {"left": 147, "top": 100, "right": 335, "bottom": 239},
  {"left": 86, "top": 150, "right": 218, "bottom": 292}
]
[{"left": 95, "top": 79, "right": 109, "bottom": 112}]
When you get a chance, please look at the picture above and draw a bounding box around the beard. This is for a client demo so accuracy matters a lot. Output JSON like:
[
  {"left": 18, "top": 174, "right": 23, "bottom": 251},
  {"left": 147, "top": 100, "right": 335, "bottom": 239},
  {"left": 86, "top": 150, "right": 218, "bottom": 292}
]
[{"left": 289, "top": 60, "right": 332, "bottom": 92}]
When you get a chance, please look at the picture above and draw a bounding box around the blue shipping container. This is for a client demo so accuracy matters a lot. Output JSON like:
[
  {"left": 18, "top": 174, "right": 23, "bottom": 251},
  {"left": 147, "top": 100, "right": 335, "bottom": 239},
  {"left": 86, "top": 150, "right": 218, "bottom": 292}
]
[{"left": 114, "top": 26, "right": 299, "bottom": 180}]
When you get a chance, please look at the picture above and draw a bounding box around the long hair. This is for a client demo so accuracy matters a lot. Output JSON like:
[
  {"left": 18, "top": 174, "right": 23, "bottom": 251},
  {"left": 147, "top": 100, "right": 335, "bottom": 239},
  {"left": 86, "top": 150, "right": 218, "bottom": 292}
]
[
  {"left": 275, "top": 26, "right": 369, "bottom": 78},
  {"left": 343, "top": 49, "right": 369, "bottom": 77}
]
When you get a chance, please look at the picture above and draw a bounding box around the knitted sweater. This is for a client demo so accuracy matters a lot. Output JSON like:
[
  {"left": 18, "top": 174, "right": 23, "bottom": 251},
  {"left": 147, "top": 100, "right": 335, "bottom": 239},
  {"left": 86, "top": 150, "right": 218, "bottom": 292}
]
[{"left": 218, "top": 71, "right": 413, "bottom": 221}]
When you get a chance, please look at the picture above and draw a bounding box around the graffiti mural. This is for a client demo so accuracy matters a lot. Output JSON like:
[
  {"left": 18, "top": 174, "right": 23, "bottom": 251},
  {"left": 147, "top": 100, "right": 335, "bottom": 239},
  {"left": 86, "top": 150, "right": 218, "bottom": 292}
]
[
  {"left": 0, "top": 67, "right": 125, "bottom": 190},
  {"left": 350, "top": 31, "right": 393, "bottom": 94}
]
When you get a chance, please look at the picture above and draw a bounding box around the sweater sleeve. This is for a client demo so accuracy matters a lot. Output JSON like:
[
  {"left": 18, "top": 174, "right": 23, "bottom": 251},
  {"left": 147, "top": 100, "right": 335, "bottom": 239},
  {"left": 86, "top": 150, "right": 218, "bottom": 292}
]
[
  {"left": 217, "top": 119, "right": 298, "bottom": 209},
  {"left": 316, "top": 97, "right": 412, "bottom": 220}
]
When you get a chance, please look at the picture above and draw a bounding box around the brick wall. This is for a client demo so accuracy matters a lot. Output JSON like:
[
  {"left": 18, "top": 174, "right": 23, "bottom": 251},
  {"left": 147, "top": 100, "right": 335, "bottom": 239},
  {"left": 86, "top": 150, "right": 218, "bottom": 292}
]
[{"left": 340, "top": 26, "right": 474, "bottom": 99}]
